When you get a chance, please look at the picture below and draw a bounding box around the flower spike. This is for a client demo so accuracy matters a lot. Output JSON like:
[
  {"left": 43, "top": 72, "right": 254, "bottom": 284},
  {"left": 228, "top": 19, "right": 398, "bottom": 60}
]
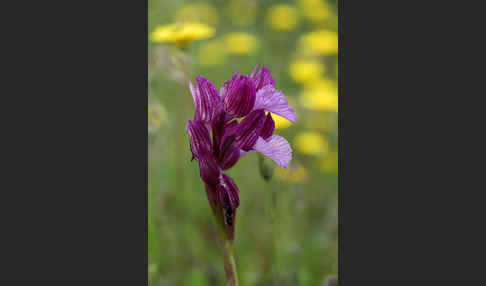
[{"left": 186, "top": 65, "right": 297, "bottom": 244}]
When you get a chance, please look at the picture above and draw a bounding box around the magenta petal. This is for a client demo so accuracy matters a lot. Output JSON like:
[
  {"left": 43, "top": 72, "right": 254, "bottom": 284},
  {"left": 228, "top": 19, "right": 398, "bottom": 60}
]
[
  {"left": 253, "top": 85, "right": 298, "bottom": 123},
  {"left": 198, "top": 157, "right": 221, "bottom": 186},
  {"left": 217, "top": 174, "right": 240, "bottom": 210},
  {"left": 210, "top": 112, "right": 227, "bottom": 156},
  {"left": 217, "top": 173, "right": 240, "bottom": 233},
  {"left": 220, "top": 72, "right": 239, "bottom": 101},
  {"left": 194, "top": 76, "right": 222, "bottom": 123},
  {"left": 254, "top": 66, "right": 275, "bottom": 90},
  {"left": 189, "top": 81, "right": 199, "bottom": 110},
  {"left": 223, "top": 75, "right": 256, "bottom": 118},
  {"left": 220, "top": 141, "right": 240, "bottom": 170},
  {"left": 253, "top": 135, "right": 292, "bottom": 168},
  {"left": 220, "top": 120, "right": 238, "bottom": 150},
  {"left": 186, "top": 120, "right": 212, "bottom": 161},
  {"left": 250, "top": 64, "right": 259, "bottom": 78},
  {"left": 260, "top": 113, "right": 275, "bottom": 140},
  {"left": 235, "top": 109, "right": 267, "bottom": 151}
]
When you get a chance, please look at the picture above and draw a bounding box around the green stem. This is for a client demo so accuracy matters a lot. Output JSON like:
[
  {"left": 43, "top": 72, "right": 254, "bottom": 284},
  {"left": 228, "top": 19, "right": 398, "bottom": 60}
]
[
  {"left": 257, "top": 154, "right": 278, "bottom": 285},
  {"left": 221, "top": 233, "right": 238, "bottom": 286},
  {"left": 265, "top": 180, "right": 279, "bottom": 285},
  {"left": 215, "top": 215, "right": 239, "bottom": 286}
]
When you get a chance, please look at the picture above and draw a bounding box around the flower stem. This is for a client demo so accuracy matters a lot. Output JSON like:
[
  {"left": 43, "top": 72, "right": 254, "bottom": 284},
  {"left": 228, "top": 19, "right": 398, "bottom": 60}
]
[
  {"left": 265, "top": 180, "right": 279, "bottom": 285},
  {"left": 221, "top": 233, "right": 239, "bottom": 286},
  {"left": 214, "top": 212, "right": 239, "bottom": 286}
]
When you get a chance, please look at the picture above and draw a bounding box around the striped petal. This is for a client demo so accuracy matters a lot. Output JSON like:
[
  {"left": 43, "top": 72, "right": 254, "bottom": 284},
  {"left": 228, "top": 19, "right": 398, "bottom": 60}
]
[
  {"left": 192, "top": 76, "right": 222, "bottom": 123},
  {"left": 253, "top": 85, "right": 297, "bottom": 123},
  {"left": 223, "top": 75, "right": 256, "bottom": 118},
  {"left": 253, "top": 66, "right": 275, "bottom": 90},
  {"left": 253, "top": 135, "right": 292, "bottom": 168},
  {"left": 235, "top": 109, "right": 266, "bottom": 151}
]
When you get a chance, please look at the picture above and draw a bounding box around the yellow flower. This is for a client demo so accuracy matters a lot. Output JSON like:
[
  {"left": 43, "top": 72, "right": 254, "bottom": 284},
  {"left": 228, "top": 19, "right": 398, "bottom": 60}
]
[
  {"left": 275, "top": 163, "right": 309, "bottom": 183},
  {"left": 150, "top": 22, "right": 215, "bottom": 47},
  {"left": 175, "top": 3, "right": 219, "bottom": 26},
  {"left": 225, "top": 32, "right": 259, "bottom": 55},
  {"left": 196, "top": 39, "right": 227, "bottom": 67},
  {"left": 299, "top": 30, "right": 338, "bottom": 56},
  {"left": 298, "top": 0, "right": 334, "bottom": 22},
  {"left": 266, "top": 5, "right": 300, "bottom": 31},
  {"left": 272, "top": 113, "right": 292, "bottom": 130},
  {"left": 299, "top": 78, "right": 338, "bottom": 112},
  {"left": 295, "top": 132, "right": 328, "bottom": 155},
  {"left": 289, "top": 59, "right": 325, "bottom": 84}
]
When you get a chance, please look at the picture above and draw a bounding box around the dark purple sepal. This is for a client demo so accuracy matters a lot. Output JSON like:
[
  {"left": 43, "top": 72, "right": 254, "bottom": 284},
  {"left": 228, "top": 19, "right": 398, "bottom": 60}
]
[
  {"left": 220, "top": 72, "right": 239, "bottom": 101},
  {"left": 218, "top": 174, "right": 240, "bottom": 241},
  {"left": 198, "top": 157, "right": 221, "bottom": 186},
  {"left": 235, "top": 109, "right": 267, "bottom": 151},
  {"left": 223, "top": 75, "right": 256, "bottom": 118},
  {"left": 220, "top": 120, "right": 239, "bottom": 151},
  {"left": 186, "top": 120, "right": 212, "bottom": 161},
  {"left": 220, "top": 141, "right": 240, "bottom": 170},
  {"left": 253, "top": 66, "right": 275, "bottom": 91},
  {"left": 194, "top": 76, "right": 222, "bottom": 123},
  {"left": 260, "top": 112, "right": 275, "bottom": 140},
  {"left": 210, "top": 112, "right": 226, "bottom": 156}
]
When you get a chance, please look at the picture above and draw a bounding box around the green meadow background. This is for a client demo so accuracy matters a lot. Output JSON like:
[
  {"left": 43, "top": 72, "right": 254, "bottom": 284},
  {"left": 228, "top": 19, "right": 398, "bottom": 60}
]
[{"left": 148, "top": 0, "right": 338, "bottom": 285}]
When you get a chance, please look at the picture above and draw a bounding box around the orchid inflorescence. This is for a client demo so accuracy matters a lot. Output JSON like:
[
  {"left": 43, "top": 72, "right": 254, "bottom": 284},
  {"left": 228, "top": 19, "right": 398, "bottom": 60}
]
[{"left": 186, "top": 65, "right": 297, "bottom": 241}]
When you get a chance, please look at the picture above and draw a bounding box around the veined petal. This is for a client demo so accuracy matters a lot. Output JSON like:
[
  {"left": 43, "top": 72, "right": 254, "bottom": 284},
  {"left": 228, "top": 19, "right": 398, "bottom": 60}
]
[
  {"left": 253, "top": 66, "right": 275, "bottom": 90},
  {"left": 219, "top": 139, "right": 239, "bottom": 170},
  {"left": 223, "top": 75, "right": 256, "bottom": 118},
  {"left": 217, "top": 174, "right": 240, "bottom": 230},
  {"left": 220, "top": 119, "right": 239, "bottom": 151},
  {"left": 210, "top": 112, "right": 226, "bottom": 156},
  {"left": 235, "top": 109, "right": 267, "bottom": 151},
  {"left": 220, "top": 72, "right": 239, "bottom": 101},
  {"left": 253, "top": 135, "right": 292, "bottom": 168},
  {"left": 253, "top": 85, "right": 298, "bottom": 123},
  {"left": 250, "top": 64, "right": 259, "bottom": 78},
  {"left": 194, "top": 76, "right": 222, "bottom": 122},
  {"left": 217, "top": 174, "right": 240, "bottom": 210},
  {"left": 260, "top": 112, "right": 275, "bottom": 140},
  {"left": 198, "top": 156, "right": 221, "bottom": 186},
  {"left": 186, "top": 120, "right": 212, "bottom": 161},
  {"left": 189, "top": 81, "right": 199, "bottom": 108}
]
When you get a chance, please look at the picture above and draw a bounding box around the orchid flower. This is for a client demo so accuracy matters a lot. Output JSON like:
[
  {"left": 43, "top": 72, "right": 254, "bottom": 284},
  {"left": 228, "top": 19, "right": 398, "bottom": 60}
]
[{"left": 186, "top": 65, "right": 297, "bottom": 241}]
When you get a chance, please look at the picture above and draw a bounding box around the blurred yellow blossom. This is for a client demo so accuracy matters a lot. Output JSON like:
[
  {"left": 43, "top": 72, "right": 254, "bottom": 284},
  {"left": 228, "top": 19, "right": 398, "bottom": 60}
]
[
  {"left": 299, "top": 30, "right": 338, "bottom": 56},
  {"left": 321, "top": 150, "right": 338, "bottom": 174},
  {"left": 272, "top": 113, "right": 292, "bottom": 130},
  {"left": 289, "top": 59, "right": 325, "bottom": 84},
  {"left": 298, "top": 0, "right": 334, "bottom": 22},
  {"left": 150, "top": 22, "right": 214, "bottom": 48},
  {"left": 196, "top": 39, "right": 228, "bottom": 67},
  {"left": 225, "top": 32, "right": 259, "bottom": 55},
  {"left": 227, "top": 0, "right": 258, "bottom": 27},
  {"left": 175, "top": 3, "right": 219, "bottom": 26},
  {"left": 295, "top": 132, "right": 328, "bottom": 155},
  {"left": 300, "top": 78, "right": 338, "bottom": 112},
  {"left": 266, "top": 5, "right": 300, "bottom": 31},
  {"left": 275, "top": 163, "right": 309, "bottom": 183}
]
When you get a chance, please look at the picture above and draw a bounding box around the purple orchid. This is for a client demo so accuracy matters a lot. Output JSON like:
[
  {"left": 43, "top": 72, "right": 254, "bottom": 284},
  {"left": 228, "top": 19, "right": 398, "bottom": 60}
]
[{"left": 186, "top": 65, "right": 297, "bottom": 241}]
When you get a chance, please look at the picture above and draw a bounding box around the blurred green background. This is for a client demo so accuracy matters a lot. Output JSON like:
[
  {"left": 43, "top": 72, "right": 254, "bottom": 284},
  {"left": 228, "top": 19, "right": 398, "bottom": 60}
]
[{"left": 148, "top": 0, "right": 338, "bottom": 285}]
